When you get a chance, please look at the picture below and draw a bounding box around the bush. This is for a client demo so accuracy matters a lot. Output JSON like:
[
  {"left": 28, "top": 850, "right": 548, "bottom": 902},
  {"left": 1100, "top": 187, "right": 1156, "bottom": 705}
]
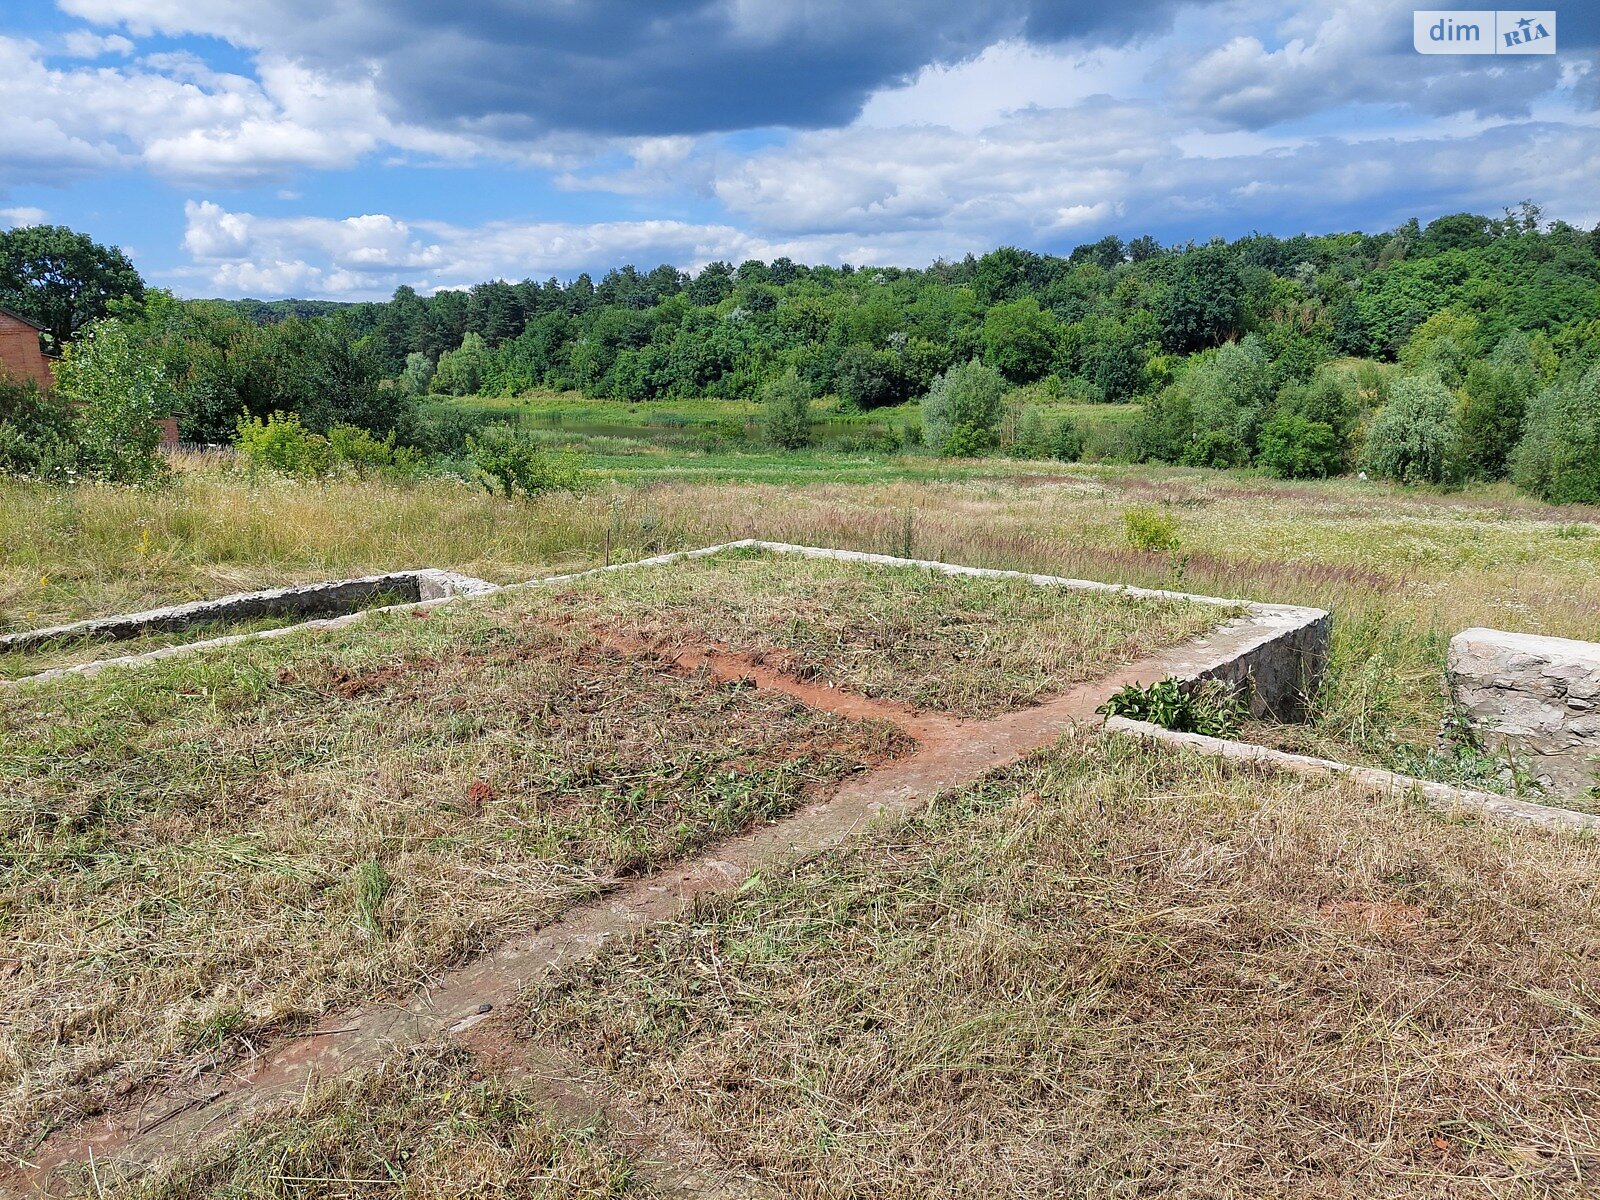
[
  {"left": 395, "top": 402, "right": 485, "bottom": 456},
  {"left": 52, "top": 317, "right": 169, "bottom": 485},
  {"left": 1050, "top": 417, "right": 1085, "bottom": 462},
  {"left": 1459, "top": 357, "right": 1532, "bottom": 481},
  {"left": 0, "top": 375, "right": 77, "bottom": 480},
  {"left": 760, "top": 368, "right": 813, "bottom": 449},
  {"left": 1124, "top": 505, "right": 1180, "bottom": 551},
  {"left": 1363, "top": 375, "right": 1462, "bottom": 486},
  {"left": 1097, "top": 677, "right": 1247, "bottom": 737},
  {"left": 922, "top": 358, "right": 1008, "bottom": 455},
  {"left": 467, "top": 424, "right": 591, "bottom": 499},
  {"left": 1511, "top": 365, "right": 1600, "bottom": 504},
  {"left": 235, "top": 411, "right": 334, "bottom": 478},
  {"left": 326, "top": 423, "right": 425, "bottom": 477},
  {"left": 1256, "top": 414, "right": 1343, "bottom": 479}
]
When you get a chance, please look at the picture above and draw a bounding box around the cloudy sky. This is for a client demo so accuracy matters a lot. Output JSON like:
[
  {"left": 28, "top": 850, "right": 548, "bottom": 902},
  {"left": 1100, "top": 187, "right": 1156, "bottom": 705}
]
[{"left": 2, "top": 1, "right": 1595, "bottom": 299}]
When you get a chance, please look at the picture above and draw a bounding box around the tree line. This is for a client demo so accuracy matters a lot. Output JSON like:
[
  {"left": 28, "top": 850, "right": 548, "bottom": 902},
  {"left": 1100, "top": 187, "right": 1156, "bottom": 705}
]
[{"left": 2, "top": 209, "right": 1599, "bottom": 500}]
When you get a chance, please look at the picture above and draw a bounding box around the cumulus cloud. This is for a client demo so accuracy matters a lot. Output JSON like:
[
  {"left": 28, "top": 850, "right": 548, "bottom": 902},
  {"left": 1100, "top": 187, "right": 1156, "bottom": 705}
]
[
  {"left": 1169, "top": 0, "right": 1582, "bottom": 128},
  {"left": 0, "top": 206, "right": 49, "bottom": 228},
  {"left": 177, "top": 198, "right": 1015, "bottom": 298}
]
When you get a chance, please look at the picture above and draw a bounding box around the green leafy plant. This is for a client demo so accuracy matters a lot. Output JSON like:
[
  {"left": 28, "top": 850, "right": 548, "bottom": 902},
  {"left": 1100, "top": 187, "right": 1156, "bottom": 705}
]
[
  {"left": 467, "top": 423, "right": 590, "bottom": 499},
  {"left": 234, "top": 411, "right": 335, "bottom": 478},
  {"left": 51, "top": 316, "right": 169, "bottom": 485},
  {"left": 1123, "top": 505, "right": 1180, "bottom": 552},
  {"left": 761, "top": 368, "right": 814, "bottom": 449},
  {"left": 1097, "top": 677, "right": 1247, "bottom": 738}
]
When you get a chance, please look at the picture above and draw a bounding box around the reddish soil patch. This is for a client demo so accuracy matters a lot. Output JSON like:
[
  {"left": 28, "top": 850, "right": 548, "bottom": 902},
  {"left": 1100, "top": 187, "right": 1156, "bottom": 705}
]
[{"left": 1317, "top": 899, "right": 1426, "bottom": 935}]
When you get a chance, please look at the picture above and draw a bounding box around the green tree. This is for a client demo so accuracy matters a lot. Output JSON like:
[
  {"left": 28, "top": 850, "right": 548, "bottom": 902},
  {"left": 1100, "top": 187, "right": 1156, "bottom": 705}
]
[
  {"left": 1511, "top": 365, "right": 1600, "bottom": 503},
  {"left": 1155, "top": 245, "right": 1244, "bottom": 354},
  {"left": 922, "top": 358, "right": 1008, "bottom": 456},
  {"left": 981, "top": 297, "right": 1057, "bottom": 383},
  {"left": 1364, "top": 375, "right": 1462, "bottom": 485},
  {"left": 1256, "top": 415, "right": 1343, "bottom": 479},
  {"left": 833, "top": 344, "right": 904, "bottom": 410},
  {"left": 399, "top": 352, "right": 436, "bottom": 398},
  {"left": 432, "top": 332, "right": 490, "bottom": 396},
  {"left": 760, "top": 368, "right": 813, "bottom": 449},
  {"left": 52, "top": 318, "right": 169, "bottom": 484},
  {"left": 1458, "top": 359, "right": 1530, "bottom": 480},
  {"left": 0, "top": 224, "right": 145, "bottom": 350}
]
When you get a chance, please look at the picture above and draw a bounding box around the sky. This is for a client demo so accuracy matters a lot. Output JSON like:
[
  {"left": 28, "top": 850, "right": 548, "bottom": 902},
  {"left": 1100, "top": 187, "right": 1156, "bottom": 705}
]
[{"left": 1, "top": 1, "right": 1595, "bottom": 300}]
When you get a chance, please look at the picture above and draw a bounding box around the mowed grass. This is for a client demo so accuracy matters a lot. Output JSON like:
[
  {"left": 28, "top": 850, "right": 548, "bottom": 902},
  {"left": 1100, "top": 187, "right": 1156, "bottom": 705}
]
[
  {"left": 527, "top": 736, "right": 1600, "bottom": 1199},
  {"left": 0, "top": 591, "right": 906, "bottom": 1156},
  {"left": 550, "top": 549, "right": 1224, "bottom": 715},
  {"left": 123, "top": 1045, "right": 648, "bottom": 1200}
]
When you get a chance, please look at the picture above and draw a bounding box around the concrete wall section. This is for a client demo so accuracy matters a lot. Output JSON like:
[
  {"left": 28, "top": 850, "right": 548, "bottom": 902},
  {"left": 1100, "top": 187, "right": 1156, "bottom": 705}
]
[{"left": 1448, "top": 627, "right": 1600, "bottom": 796}]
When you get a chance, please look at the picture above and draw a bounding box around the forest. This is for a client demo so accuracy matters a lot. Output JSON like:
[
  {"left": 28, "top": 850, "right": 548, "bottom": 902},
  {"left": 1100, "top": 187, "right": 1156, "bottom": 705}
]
[{"left": 4, "top": 205, "right": 1600, "bottom": 500}]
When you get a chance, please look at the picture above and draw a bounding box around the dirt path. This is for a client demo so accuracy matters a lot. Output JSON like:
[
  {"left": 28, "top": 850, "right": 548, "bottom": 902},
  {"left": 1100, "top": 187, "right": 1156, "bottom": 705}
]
[{"left": 5, "top": 619, "right": 1276, "bottom": 1197}]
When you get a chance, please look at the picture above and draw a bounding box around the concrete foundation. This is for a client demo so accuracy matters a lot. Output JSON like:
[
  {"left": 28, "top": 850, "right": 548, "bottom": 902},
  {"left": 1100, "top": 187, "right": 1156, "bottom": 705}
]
[{"left": 1448, "top": 627, "right": 1600, "bottom": 797}]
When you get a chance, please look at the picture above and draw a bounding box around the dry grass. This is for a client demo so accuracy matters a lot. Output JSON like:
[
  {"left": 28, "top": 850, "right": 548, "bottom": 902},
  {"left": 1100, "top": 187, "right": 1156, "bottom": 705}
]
[
  {"left": 116, "top": 1044, "right": 649, "bottom": 1199},
  {"left": 549, "top": 549, "right": 1223, "bottom": 715},
  {"left": 527, "top": 734, "right": 1600, "bottom": 1199},
  {"left": 0, "top": 591, "right": 906, "bottom": 1156},
  {"left": 6, "top": 465, "right": 1599, "bottom": 779}
]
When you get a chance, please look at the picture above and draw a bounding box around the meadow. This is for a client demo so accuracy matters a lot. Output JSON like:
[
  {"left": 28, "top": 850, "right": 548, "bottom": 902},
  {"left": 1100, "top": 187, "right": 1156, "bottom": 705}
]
[{"left": 4, "top": 448, "right": 1598, "bottom": 786}]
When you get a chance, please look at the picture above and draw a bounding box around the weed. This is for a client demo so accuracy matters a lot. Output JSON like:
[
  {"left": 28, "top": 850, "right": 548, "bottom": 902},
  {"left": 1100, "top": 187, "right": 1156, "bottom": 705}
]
[
  {"left": 1098, "top": 676, "right": 1247, "bottom": 737},
  {"left": 1124, "top": 504, "right": 1181, "bottom": 552}
]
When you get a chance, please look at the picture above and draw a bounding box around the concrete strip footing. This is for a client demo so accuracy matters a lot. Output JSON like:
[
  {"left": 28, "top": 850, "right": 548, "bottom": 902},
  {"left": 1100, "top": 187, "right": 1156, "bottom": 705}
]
[{"left": 1105, "top": 715, "right": 1600, "bottom": 834}]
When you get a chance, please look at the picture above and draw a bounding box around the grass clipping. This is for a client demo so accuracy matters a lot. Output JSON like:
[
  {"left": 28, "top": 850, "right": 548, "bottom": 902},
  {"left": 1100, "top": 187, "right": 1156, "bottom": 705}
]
[
  {"left": 0, "top": 599, "right": 905, "bottom": 1155},
  {"left": 552, "top": 549, "right": 1223, "bottom": 716},
  {"left": 528, "top": 734, "right": 1600, "bottom": 1199}
]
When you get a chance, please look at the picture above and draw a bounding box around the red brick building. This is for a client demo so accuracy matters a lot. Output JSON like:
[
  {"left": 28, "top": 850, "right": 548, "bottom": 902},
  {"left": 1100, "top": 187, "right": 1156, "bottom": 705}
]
[{"left": 0, "top": 306, "right": 55, "bottom": 390}]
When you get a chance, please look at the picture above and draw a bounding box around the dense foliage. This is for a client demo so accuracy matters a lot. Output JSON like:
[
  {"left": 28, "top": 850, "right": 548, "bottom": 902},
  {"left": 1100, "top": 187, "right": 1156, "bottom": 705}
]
[
  {"left": 3, "top": 207, "right": 1598, "bottom": 502},
  {"left": 0, "top": 225, "right": 144, "bottom": 350}
]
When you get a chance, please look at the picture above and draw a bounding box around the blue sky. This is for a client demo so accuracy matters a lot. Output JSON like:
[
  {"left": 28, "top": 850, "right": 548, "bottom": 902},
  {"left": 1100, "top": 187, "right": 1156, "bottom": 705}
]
[{"left": 2, "top": 1, "right": 1595, "bottom": 299}]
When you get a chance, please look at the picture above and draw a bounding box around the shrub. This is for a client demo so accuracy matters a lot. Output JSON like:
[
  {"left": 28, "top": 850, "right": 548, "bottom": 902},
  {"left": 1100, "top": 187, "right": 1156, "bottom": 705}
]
[
  {"left": 51, "top": 317, "right": 169, "bottom": 485},
  {"left": 760, "top": 368, "right": 813, "bottom": 449},
  {"left": 1124, "top": 505, "right": 1180, "bottom": 552},
  {"left": 235, "top": 411, "right": 335, "bottom": 478},
  {"left": 1256, "top": 414, "right": 1342, "bottom": 479},
  {"left": 922, "top": 358, "right": 1007, "bottom": 455},
  {"left": 467, "top": 424, "right": 590, "bottom": 499},
  {"left": 1363, "top": 375, "right": 1462, "bottom": 486},
  {"left": 1097, "top": 677, "right": 1247, "bottom": 738},
  {"left": 0, "top": 375, "right": 77, "bottom": 480},
  {"left": 1050, "top": 417, "right": 1085, "bottom": 462},
  {"left": 395, "top": 402, "right": 485, "bottom": 456},
  {"left": 1459, "top": 356, "right": 1532, "bottom": 480},
  {"left": 326, "top": 423, "right": 425, "bottom": 477},
  {"left": 1511, "top": 365, "right": 1600, "bottom": 504}
]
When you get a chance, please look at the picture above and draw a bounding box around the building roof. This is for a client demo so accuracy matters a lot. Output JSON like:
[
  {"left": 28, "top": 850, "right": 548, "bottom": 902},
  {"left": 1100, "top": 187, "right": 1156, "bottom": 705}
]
[{"left": 0, "top": 305, "right": 47, "bottom": 332}]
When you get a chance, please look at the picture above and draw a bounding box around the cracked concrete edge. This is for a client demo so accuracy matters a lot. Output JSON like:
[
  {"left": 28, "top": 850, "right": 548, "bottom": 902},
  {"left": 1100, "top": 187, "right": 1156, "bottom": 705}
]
[{"left": 1104, "top": 715, "right": 1600, "bottom": 834}]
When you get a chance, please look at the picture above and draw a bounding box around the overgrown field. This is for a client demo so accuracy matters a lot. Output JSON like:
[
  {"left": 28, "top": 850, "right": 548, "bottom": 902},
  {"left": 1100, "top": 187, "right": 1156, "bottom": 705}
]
[{"left": 528, "top": 735, "right": 1600, "bottom": 1198}]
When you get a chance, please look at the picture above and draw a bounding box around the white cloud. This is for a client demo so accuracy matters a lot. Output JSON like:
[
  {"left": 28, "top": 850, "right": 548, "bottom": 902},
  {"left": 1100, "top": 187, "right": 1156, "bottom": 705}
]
[
  {"left": 0, "top": 206, "right": 49, "bottom": 227},
  {"left": 62, "top": 30, "right": 134, "bottom": 57}
]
